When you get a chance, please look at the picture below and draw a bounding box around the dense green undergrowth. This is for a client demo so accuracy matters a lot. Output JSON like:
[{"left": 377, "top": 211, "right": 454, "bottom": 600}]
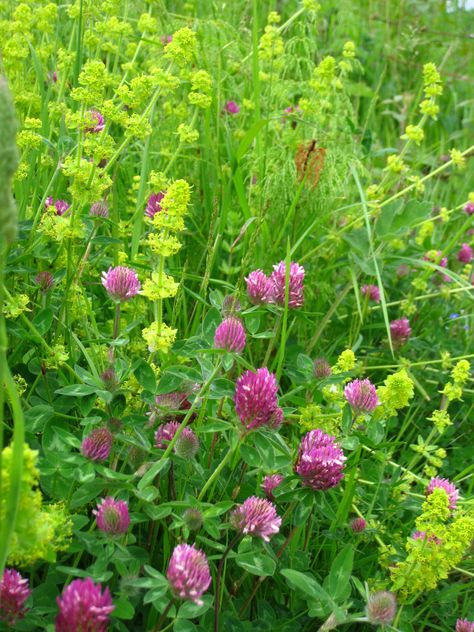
[{"left": 0, "top": 0, "right": 473, "bottom": 630}]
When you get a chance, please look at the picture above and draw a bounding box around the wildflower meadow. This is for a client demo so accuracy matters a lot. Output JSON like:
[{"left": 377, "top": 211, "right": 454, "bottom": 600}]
[{"left": 1, "top": 0, "right": 473, "bottom": 630}]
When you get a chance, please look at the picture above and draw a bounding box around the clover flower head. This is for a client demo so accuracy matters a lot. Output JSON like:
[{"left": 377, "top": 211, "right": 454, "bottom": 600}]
[
  {"left": 82, "top": 427, "right": 113, "bottom": 462},
  {"left": 147, "top": 392, "right": 191, "bottom": 427},
  {"left": 55, "top": 577, "right": 114, "bottom": 632},
  {"left": 463, "top": 202, "right": 474, "bottom": 216},
  {"left": 85, "top": 109, "right": 105, "bottom": 133},
  {"left": 234, "top": 368, "right": 280, "bottom": 430},
  {"left": 390, "top": 317, "right": 412, "bottom": 346},
  {"left": 183, "top": 508, "right": 203, "bottom": 531},
  {"left": 93, "top": 497, "right": 130, "bottom": 535},
  {"left": 35, "top": 270, "right": 55, "bottom": 292},
  {"left": 344, "top": 379, "right": 379, "bottom": 415},
  {"left": 295, "top": 429, "right": 346, "bottom": 490},
  {"left": 224, "top": 100, "right": 240, "bottom": 114},
  {"left": 426, "top": 477, "right": 459, "bottom": 510},
  {"left": 261, "top": 474, "right": 284, "bottom": 500},
  {"left": 314, "top": 357, "right": 331, "bottom": 378},
  {"left": 245, "top": 269, "right": 274, "bottom": 305},
  {"left": 166, "top": 544, "right": 211, "bottom": 605},
  {"left": 350, "top": 517, "right": 366, "bottom": 533},
  {"left": 145, "top": 192, "right": 165, "bottom": 218},
  {"left": 230, "top": 496, "right": 281, "bottom": 541},
  {"left": 155, "top": 422, "right": 198, "bottom": 457},
  {"left": 45, "top": 197, "right": 70, "bottom": 216},
  {"left": 214, "top": 317, "right": 246, "bottom": 353},
  {"left": 457, "top": 243, "right": 473, "bottom": 264},
  {"left": 0, "top": 569, "right": 31, "bottom": 626},
  {"left": 271, "top": 261, "right": 305, "bottom": 308},
  {"left": 101, "top": 266, "right": 141, "bottom": 302},
  {"left": 90, "top": 201, "right": 109, "bottom": 218},
  {"left": 366, "top": 591, "right": 397, "bottom": 625},
  {"left": 412, "top": 530, "right": 442, "bottom": 545},
  {"left": 456, "top": 619, "right": 474, "bottom": 632},
  {"left": 361, "top": 284, "right": 380, "bottom": 302}
]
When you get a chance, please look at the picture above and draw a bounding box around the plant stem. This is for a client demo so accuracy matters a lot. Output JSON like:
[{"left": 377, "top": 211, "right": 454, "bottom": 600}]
[
  {"left": 153, "top": 598, "right": 175, "bottom": 631},
  {"left": 214, "top": 535, "right": 241, "bottom": 632}
]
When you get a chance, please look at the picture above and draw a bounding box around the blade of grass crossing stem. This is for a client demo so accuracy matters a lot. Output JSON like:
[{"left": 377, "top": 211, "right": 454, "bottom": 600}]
[
  {"left": 350, "top": 163, "right": 394, "bottom": 356},
  {"left": 275, "top": 241, "right": 291, "bottom": 381}
]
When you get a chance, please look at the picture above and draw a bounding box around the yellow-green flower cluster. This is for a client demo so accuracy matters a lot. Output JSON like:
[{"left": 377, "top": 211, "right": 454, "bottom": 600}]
[
  {"left": 299, "top": 403, "right": 341, "bottom": 436},
  {"left": 332, "top": 348, "right": 356, "bottom": 373},
  {"left": 391, "top": 489, "right": 474, "bottom": 600},
  {"left": 142, "top": 321, "right": 177, "bottom": 353},
  {"left": 259, "top": 14, "right": 284, "bottom": 72},
  {"left": 419, "top": 63, "right": 443, "bottom": 120},
  {"left": 401, "top": 124, "right": 424, "bottom": 145},
  {"left": 3, "top": 293, "right": 29, "bottom": 319},
  {"left": 1, "top": 444, "right": 72, "bottom": 565},
  {"left": 142, "top": 179, "right": 191, "bottom": 354},
  {"left": 377, "top": 369, "right": 414, "bottom": 416},
  {"left": 449, "top": 148, "right": 466, "bottom": 170},
  {"left": 164, "top": 27, "right": 196, "bottom": 66},
  {"left": 188, "top": 70, "right": 212, "bottom": 109},
  {"left": 441, "top": 359, "right": 471, "bottom": 402},
  {"left": 38, "top": 206, "right": 85, "bottom": 242},
  {"left": 44, "top": 343, "right": 70, "bottom": 369}
]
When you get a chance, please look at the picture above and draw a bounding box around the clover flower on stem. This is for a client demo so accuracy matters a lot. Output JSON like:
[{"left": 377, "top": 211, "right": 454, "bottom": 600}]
[
  {"left": 166, "top": 544, "right": 211, "bottom": 605},
  {"left": 55, "top": 578, "right": 114, "bottom": 632},
  {"left": 93, "top": 497, "right": 130, "bottom": 535},
  {"left": 295, "top": 429, "right": 346, "bottom": 490},
  {"left": 0, "top": 569, "right": 31, "bottom": 626},
  {"left": 81, "top": 427, "right": 113, "bottom": 462},
  {"left": 245, "top": 269, "right": 274, "bottom": 305},
  {"left": 344, "top": 378, "right": 379, "bottom": 415},
  {"left": 361, "top": 284, "right": 380, "bottom": 302},
  {"left": 214, "top": 317, "right": 246, "bottom": 353},
  {"left": 426, "top": 477, "right": 459, "bottom": 510},
  {"left": 234, "top": 368, "right": 281, "bottom": 430},
  {"left": 230, "top": 496, "right": 282, "bottom": 541},
  {"left": 271, "top": 261, "right": 305, "bottom": 308}
]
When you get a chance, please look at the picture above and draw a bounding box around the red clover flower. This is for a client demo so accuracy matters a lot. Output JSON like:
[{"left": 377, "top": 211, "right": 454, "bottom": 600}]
[
  {"left": 361, "top": 284, "right": 380, "bottom": 302},
  {"left": 390, "top": 317, "right": 412, "bottom": 346},
  {"left": 214, "top": 317, "right": 246, "bottom": 353},
  {"left": 366, "top": 591, "right": 397, "bottom": 625},
  {"left": 234, "top": 368, "right": 282, "bottom": 430},
  {"left": 426, "top": 477, "right": 459, "bottom": 510},
  {"left": 55, "top": 578, "right": 114, "bottom": 632},
  {"left": 245, "top": 269, "right": 274, "bottom": 305},
  {"left": 457, "top": 243, "right": 473, "bottom": 264},
  {"left": 82, "top": 427, "right": 113, "bottom": 462},
  {"left": 0, "top": 569, "right": 31, "bottom": 626},
  {"left": 145, "top": 192, "right": 165, "bottom": 218},
  {"left": 94, "top": 497, "right": 130, "bottom": 535},
  {"left": 295, "top": 429, "right": 346, "bottom": 490},
  {"left": 101, "top": 266, "right": 141, "bottom": 302},
  {"left": 271, "top": 261, "right": 305, "bottom": 308},
  {"left": 166, "top": 544, "right": 211, "bottom": 605},
  {"left": 261, "top": 474, "right": 284, "bottom": 500},
  {"left": 230, "top": 496, "right": 281, "bottom": 541},
  {"left": 344, "top": 378, "right": 379, "bottom": 415}
]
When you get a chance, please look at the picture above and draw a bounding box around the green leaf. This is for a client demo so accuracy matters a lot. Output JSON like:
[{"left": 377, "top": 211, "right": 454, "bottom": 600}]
[
  {"left": 25, "top": 404, "right": 54, "bottom": 433},
  {"left": 177, "top": 595, "right": 212, "bottom": 619},
  {"left": 32, "top": 307, "right": 53, "bottom": 335},
  {"left": 113, "top": 598, "right": 135, "bottom": 620},
  {"left": 70, "top": 480, "right": 104, "bottom": 509},
  {"left": 235, "top": 551, "right": 276, "bottom": 576},
  {"left": 324, "top": 545, "right": 354, "bottom": 601},
  {"left": 133, "top": 359, "right": 156, "bottom": 393},
  {"left": 55, "top": 384, "right": 98, "bottom": 397},
  {"left": 137, "top": 459, "right": 170, "bottom": 490}
]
